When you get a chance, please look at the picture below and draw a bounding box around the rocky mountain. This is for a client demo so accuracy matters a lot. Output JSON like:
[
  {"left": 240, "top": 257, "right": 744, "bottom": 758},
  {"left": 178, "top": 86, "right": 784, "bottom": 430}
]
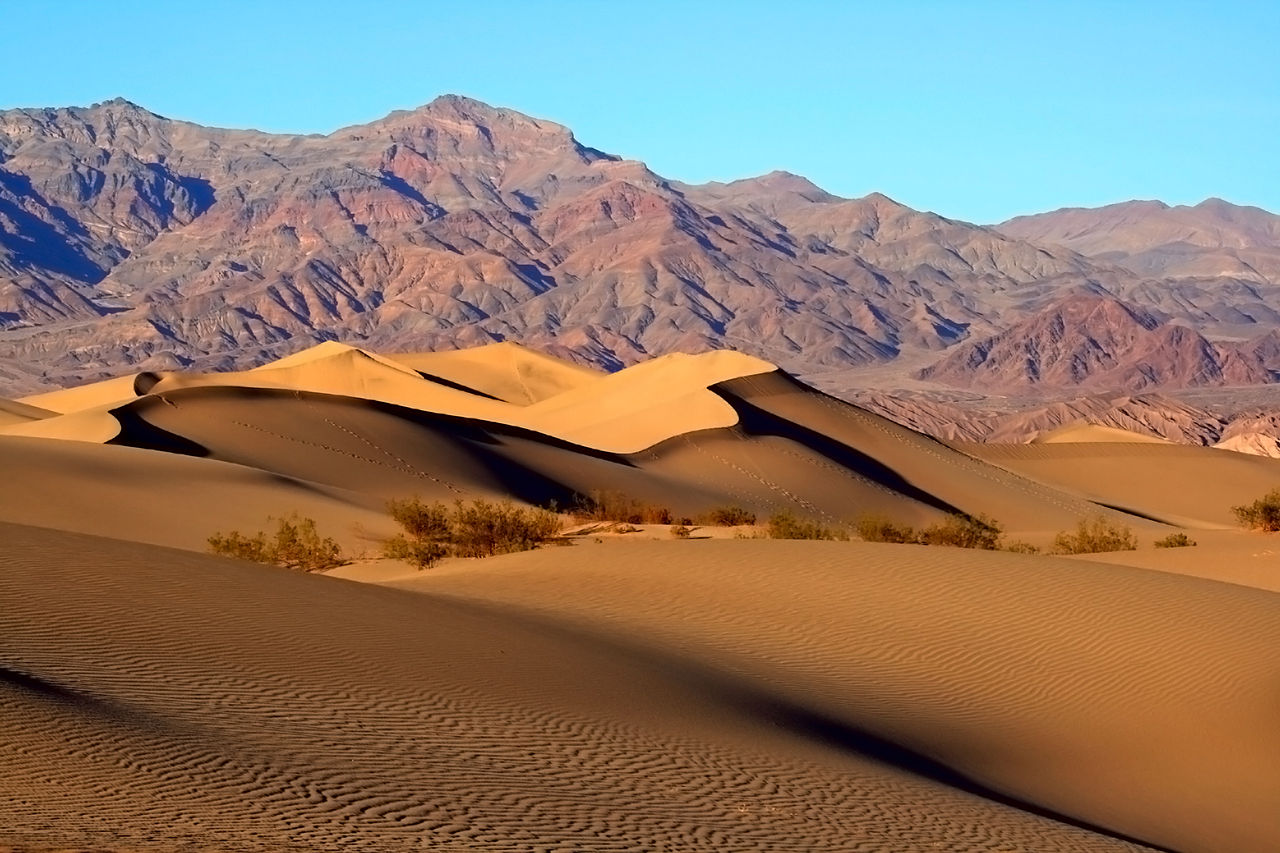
[
  {"left": 917, "top": 292, "right": 1274, "bottom": 392},
  {"left": 998, "top": 198, "right": 1280, "bottom": 284},
  {"left": 1, "top": 95, "right": 1279, "bottom": 401}
]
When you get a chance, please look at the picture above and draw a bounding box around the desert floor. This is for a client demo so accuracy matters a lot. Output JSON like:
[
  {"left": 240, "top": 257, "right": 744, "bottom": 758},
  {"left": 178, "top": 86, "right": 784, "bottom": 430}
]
[{"left": 3, "top": 342, "right": 1278, "bottom": 852}]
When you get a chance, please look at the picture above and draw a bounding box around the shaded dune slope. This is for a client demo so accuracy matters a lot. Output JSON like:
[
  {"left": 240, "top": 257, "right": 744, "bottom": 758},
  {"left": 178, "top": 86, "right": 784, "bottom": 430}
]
[
  {"left": 396, "top": 539, "right": 1280, "bottom": 853},
  {"left": 700, "top": 373, "right": 1137, "bottom": 531},
  {"left": 0, "top": 435, "right": 393, "bottom": 551},
  {"left": 2, "top": 521, "right": 1171, "bottom": 852}
]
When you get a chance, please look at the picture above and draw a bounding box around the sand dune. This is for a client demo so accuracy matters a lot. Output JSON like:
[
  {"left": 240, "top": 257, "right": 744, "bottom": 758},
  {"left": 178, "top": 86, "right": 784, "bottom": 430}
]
[
  {"left": 963, "top": 440, "right": 1280, "bottom": 528},
  {"left": 3, "top": 521, "right": 1190, "bottom": 852},
  {"left": 0, "top": 396, "right": 54, "bottom": 428},
  {"left": 392, "top": 539, "right": 1280, "bottom": 853},
  {"left": 708, "top": 372, "right": 1138, "bottom": 533},
  {"left": 0, "top": 434, "right": 392, "bottom": 551},
  {"left": 389, "top": 340, "right": 606, "bottom": 405},
  {"left": 146, "top": 341, "right": 519, "bottom": 424},
  {"left": 16, "top": 373, "right": 141, "bottom": 414}
]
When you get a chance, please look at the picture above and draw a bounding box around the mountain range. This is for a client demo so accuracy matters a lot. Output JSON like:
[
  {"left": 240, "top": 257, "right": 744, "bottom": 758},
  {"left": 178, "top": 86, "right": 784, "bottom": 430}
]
[{"left": 2, "top": 94, "right": 1279, "bottom": 401}]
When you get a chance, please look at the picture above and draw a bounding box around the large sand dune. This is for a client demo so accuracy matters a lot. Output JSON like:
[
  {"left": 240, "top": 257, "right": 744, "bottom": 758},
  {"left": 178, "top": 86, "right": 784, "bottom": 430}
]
[{"left": 0, "top": 521, "right": 1215, "bottom": 852}]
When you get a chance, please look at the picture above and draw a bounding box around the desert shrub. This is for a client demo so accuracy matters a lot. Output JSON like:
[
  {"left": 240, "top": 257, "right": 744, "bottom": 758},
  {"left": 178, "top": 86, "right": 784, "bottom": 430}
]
[
  {"left": 383, "top": 497, "right": 563, "bottom": 568},
  {"left": 700, "top": 506, "right": 757, "bottom": 526},
  {"left": 767, "top": 511, "right": 847, "bottom": 540},
  {"left": 571, "top": 490, "right": 674, "bottom": 525},
  {"left": 1232, "top": 489, "right": 1280, "bottom": 532},
  {"left": 450, "top": 499, "right": 562, "bottom": 557},
  {"left": 1050, "top": 516, "right": 1137, "bottom": 554},
  {"left": 1002, "top": 541, "right": 1040, "bottom": 554},
  {"left": 208, "top": 515, "right": 345, "bottom": 572},
  {"left": 670, "top": 524, "right": 693, "bottom": 539},
  {"left": 855, "top": 514, "right": 917, "bottom": 544},
  {"left": 382, "top": 535, "right": 450, "bottom": 569},
  {"left": 1154, "top": 532, "right": 1197, "bottom": 548},
  {"left": 915, "top": 513, "right": 1003, "bottom": 550}
]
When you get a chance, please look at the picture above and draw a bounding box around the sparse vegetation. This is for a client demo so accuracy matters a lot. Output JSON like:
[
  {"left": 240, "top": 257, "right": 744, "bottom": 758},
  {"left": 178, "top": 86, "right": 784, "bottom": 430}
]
[
  {"left": 1050, "top": 515, "right": 1137, "bottom": 554},
  {"left": 767, "top": 511, "right": 848, "bottom": 541},
  {"left": 570, "top": 490, "right": 674, "bottom": 525},
  {"left": 208, "top": 514, "right": 346, "bottom": 572},
  {"left": 854, "top": 514, "right": 917, "bottom": 544},
  {"left": 384, "top": 497, "right": 563, "bottom": 569},
  {"left": 1232, "top": 489, "right": 1280, "bottom": 532},
  {"left": 699, "top": 506, "right": 757, "bottom": 526},
  {"left": 1002, "top": 541, "right": 1040, "bottom": 554},
  {"left": 915, "top": 513, "right": 1003, "bottom": 550},
  {"left": 670, "top": 524, "right": 693, "bottom": 539},
  {"left": 1154, "top": 532, "right": 1197, "bottom": 548}
]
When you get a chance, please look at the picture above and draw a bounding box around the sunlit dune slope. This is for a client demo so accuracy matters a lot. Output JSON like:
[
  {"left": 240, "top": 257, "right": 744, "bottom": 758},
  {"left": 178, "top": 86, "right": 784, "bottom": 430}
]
[
  {"left": 4, "top": 521, "right": 1175, "bottom": 852},
  {"left": 394, "top": 539, "right": 1280, "bottom": 853},
  {"left": 962, "top": 440, "right": 1280, "bottom": 527},
  {"left": 388, "top": 340, "right": 606, "bottom": 405},
  {"left": 17, "top": 373, "right": 140, "bottom": 414},
  {"left": 0, "top": 397, "right": 54, "bottom": 428}
]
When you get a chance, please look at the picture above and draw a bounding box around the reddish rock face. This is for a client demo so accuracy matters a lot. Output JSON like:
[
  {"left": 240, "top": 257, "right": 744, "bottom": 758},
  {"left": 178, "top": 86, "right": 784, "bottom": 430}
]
[
  {"left": 917, "top": 293, "right": 1271, "bottom": 392},
  {"left": 1, "top": 95, "right": 1279, "bottom": 398}
]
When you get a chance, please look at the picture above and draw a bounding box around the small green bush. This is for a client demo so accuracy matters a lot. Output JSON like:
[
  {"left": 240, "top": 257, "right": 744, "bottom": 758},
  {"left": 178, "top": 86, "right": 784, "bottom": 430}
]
[
  {"left": 915, "top": 513, "right": 1003, "bottom": 550},
  {"left": 1154, "top": 532, "right": 1197, "bottom": 548},
  {"left": 700, "top": 506, "right": 757, "bottom": 526},
  {"left": 1232, "top": 489, "right": 1280, "bottom": 532},
  {"left": 384, "top": 497, "right": 563, "bottom": 568},
  {"left": 1051, "top": 516, "right": 1137, "bottom": 554},
  {"left": 855, "top": 514, "right": 917, "bottom": 544},
  {"left": 768, "top": 511, "right": 848, "bottom": 540},
  {"left": 208, "top": 515, "right": 345, "bottom": 572}
]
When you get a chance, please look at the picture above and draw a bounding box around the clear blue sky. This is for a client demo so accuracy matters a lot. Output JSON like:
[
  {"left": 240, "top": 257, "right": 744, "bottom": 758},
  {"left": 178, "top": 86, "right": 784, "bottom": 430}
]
[{"left": 3, "top": 1, "right": 1276, "bottom": 223}]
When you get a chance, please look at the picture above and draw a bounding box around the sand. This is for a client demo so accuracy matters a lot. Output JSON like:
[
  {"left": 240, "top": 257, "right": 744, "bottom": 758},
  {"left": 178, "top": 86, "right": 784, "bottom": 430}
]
[
  {"left": 1033, "top": 421, "right": 1171, "bottom": 444},
  {"left": 5, "top": 342, "right": 1280, "bottom": 851},
  {"left": 0, "top": 522, "right": 1215, "bottom": 852},
  {"left": 0, "top": 396, "right": 54, "bottom": 428},
  {"left": 962, "top": 439, "right": 1280, "bottom": 528}
]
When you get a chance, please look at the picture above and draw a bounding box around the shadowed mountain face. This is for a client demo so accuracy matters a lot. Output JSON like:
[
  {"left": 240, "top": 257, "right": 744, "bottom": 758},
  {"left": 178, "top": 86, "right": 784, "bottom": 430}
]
[{"left": 1, "top": 95, "right": 1278, "bottom": 398}]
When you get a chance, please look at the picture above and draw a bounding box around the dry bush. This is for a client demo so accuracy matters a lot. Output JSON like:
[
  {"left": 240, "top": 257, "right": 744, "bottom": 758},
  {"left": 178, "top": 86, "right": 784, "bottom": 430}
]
[
  {"left": 1232, "top": 489, "right": 1280, "bottom": 532},
  {"left": 208, "top": 515, "right": 345, "bottom": 572},
  {"left": 570, "top": 490, "right": 674, "bottom": 525},
  {"left": 1002, "top": 541, "right": 1040, "bottom": 554},
  {"left": 855, "top": 514, "right": 917, "bottom": 544},
  {"left": 767, "top": 512, "right": 848, "bottom": 541},
  {"left": 670, "top": 524, "right": 693, "bottom": 539},
  {"left": 699, "top": 506, "right": 757, "bottom": 526},
  {"left": 915, "top": 513, "right": 1003, "bottom": 550},
  {"left": 1154, "top": 532, "right": 1197, "bottom": 548},
  {"left": 384, "top": 497, "right": 563, "bottom": 569},
  {"left": 1051, "top": 516, "right": 1137, "bottom": 554}
]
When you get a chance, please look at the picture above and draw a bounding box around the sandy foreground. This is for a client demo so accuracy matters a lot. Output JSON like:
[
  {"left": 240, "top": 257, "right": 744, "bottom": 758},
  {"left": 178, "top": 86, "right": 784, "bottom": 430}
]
[{"left": 3, "top": 342, "right": 1279, "bottom": 851}]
